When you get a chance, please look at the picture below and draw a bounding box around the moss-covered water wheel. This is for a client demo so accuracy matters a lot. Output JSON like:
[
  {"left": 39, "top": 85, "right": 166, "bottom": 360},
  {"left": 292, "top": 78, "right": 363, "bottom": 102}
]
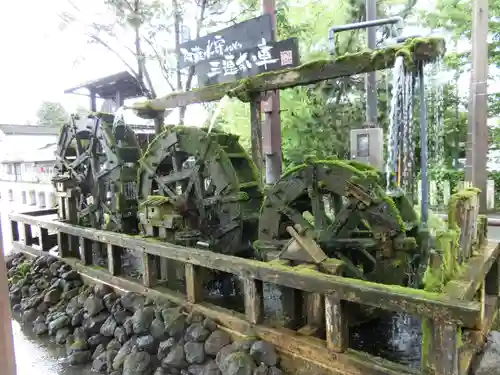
[
  {"left": 138, "top": 126, "right": 261, "bottom": 255},
  {"left": 256, "top": 159, "right": 419, "bottom": 325},
  {"left": 54, "top": 113, "right": 142, "bottom": 233}
]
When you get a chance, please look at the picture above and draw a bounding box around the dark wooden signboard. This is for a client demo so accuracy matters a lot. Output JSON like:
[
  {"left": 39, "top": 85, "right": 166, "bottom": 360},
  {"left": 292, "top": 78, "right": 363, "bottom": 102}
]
[
  {"left": 195, "top": 37, "right": 300, "bottom": 87},
  {"left": 178, "top": 14, "right": 273, "bottom": 69}
]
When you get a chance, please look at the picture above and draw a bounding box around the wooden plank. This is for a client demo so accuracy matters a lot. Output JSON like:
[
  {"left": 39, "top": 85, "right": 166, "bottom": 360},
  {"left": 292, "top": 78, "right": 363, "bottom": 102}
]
[
  {"left": 433, "top": 322, "right": 459, "bottom": 375},
  {"left": 185, "top": 264, "right": 203, "bottom": 303},
  {"left": 39, "top": 228, "right": 51, "bottom": 251},
  {"left": 127, "top": 38, "right": 445, "bottom": 111},
  {"left": 80, "top": 237, "right": 93, "bottom": 265},
  {"left": 485, "top": 257, "right": 499, "bottom": 296},
  {"left": 8, "top": 214, "right": 481, "bottom": 326},
  {"left": 443, "top": 241, "right": 500, "bottom": 300},
  {"left": 20, "top": 208, "right": 58, "bottom": 216},
  {"left": 243, "top": 277, "right": 264, "bottom": 324},
  {"left": 57, "top": 231, "right": 70, "bottom": 258},
  {"left": 23, "top": 224, "right": 33, "bottom": 246},
  {"left": 107, "top": 243, "right": 122, "bottom": 276},
  {"left": 142, "top": 253, "right": 156, "bottom": 287},
  {"left": 325, "top": 291, "right": 348, "bottom": 353}
]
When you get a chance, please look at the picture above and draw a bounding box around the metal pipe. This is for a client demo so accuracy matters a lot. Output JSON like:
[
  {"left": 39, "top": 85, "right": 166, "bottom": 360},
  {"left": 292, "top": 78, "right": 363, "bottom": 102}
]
[
  {"left": 328, "top": 16, "right": 403, "bottom": 54},
  {"left": 418, "top": 61, "right": 429, "bottom": 227}
]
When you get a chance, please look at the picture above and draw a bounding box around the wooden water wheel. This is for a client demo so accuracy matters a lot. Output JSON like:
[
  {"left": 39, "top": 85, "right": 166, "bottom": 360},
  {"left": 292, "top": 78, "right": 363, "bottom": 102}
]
[
  {"left": 53, "top": 113, "right": 142, "bottom": 233},
  {"left": 137, "top": 126, "right": 261, "bottom": 255}
]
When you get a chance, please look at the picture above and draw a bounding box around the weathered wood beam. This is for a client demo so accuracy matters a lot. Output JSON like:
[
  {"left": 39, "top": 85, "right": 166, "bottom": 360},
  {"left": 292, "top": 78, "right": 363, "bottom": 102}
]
[
  {"left": 9, "top": 218, "right": 480, "bottom": 326},
  {"left": 128, "top": 37, "right": 445, "bottom": 114}
]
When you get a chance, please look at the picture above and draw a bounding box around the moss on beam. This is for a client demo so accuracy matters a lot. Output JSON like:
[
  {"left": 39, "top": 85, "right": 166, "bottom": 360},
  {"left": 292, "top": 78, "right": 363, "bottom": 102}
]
[{"left": 129, "top": 36, "right": 446, "bottom": 116}]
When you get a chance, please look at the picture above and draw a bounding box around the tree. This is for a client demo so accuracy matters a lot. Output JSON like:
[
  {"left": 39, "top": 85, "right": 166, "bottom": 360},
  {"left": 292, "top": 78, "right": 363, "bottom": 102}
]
[{"left": 36, "top": 101, "right": 69, "bottom": 127}]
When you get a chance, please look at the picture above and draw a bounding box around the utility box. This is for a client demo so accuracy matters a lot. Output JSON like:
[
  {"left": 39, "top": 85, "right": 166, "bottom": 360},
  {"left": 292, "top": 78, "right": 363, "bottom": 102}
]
[{"left": 350, "top": 128, "right": 384, "bottom": 170}]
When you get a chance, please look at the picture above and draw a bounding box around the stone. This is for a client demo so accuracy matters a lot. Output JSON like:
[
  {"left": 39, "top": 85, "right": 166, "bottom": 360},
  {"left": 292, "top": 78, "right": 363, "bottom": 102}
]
[
  {"left": 100, "top": 316, "right": 118, "bottom": 337},
  {"left": 132, "top": 307, "right": 155, "bottom": 334},
  {"left": 154, "top": 367, "right": 168, "bottom": 375},
  {"left": 163, "top": 310, "right": 187, "bottom": 339},
  {"left": 475, "top": 331, "right": 500, "bottom": 375},
  {"left": 114, "top": 308, "right": 131, "bottom": 325},
  {"left": 73, "top": 327, "right": 88, "bottom": 342},
  {"left": 88, "top": 334, "right": 111, "bottom": 348},
  {"left": 92, "top": 344, "right": 106, "bottom": 359},
  {"left": 36, "top": 302, "right": 49, "bottom": 314},
  {"left": 202, "top": 318, "right": 218, "bottom": 332},
  {"left": 22, "top": 308, "right": 39, "bottom": 324},
  {"left": 33, "top": 321, "right": 48, "bottom": 335},
  {"left": 162, "top": 344, "right": 188, "bottom": 368},
  {"left": 84, "top": 295, "right": 104, "bottom": 316},
  {"left": 205, "top": 330, "right": 232, "bottom": 356},
  {"left": 232, "top": 339, "right": 255, "bottom": 353},
  {"left": 107, "top": 339, "right": 122, "bottom": 352},
  {"left": 216, "top": 345, "right": 239, "bottom": 367},
  {"left": 185, "top": 323, "right": 210, "bottom": 342},
  {"left": 253, "top": 363, "right": 268, "bottom": 375},
  {"left": 71, "top": 309, "right": 85, "bottom": 326},
  {"left": 150, "top": 318, "right": 167, "bottom": 340},
  {"left": 186, "top": 312, "right": 205, "bottom": 325},
  {"left": 114, "top": 327, "right": 128, "bottom": 344},
  {"left": 113, "top": 337, "right": 138, "bottom": 370},
  {"left": 121, "top": 292, "right": 145, "bottom": 312},
  {"left": 82, "top": 312, "right": 109, "bottom": 334},
  {"left": 106, "top": 349, "right": 119, "bottom": 371},
  {"left": 187, "top": 364, "right": 205, "bottom": 375},
  {"left": 62, "top": 288, "right": 79, "bottom": 301},
  {"left": 48, "top": 315, "right": 70, "bottom": 333},
  {"left": 124, "top": 317, "right": 134, "bottom": 336},
  {"left": 55, "top": 327, "right": 71, "bottom": 344},
  {"left": 68, "top": 350, "right": 92, "bottom": 365},
  {"left": 94, "top": 284, "right": 113, "bottom": 298},
  {"left": 158, "top": 337, "right": 176, "bottom": 360},
  {"left": 249, "top": 341, "right": 278, "bottom": 366},
  {"left": 43, "top": 289, "right": 61, "bottom": 305},
  {"left": 219, "top": 352, "right": 256, "bottom": 375},
  {"left": 201, "top": 360, "right": 222, "bottom": 375},
  {"left": 137, "top": 334, "right": 157, "bottom": 354},
  {"left": 123, "top": 351, "right": 151, "bottom": 375},
  {"left": 91, "top": 352, "right": 108, "bottom": 372},
  {"left": 184, "top": 341, "right": 205, "bottom": 364},
  {"left": 61, "top": 270, "right": 79, "bottom": 280},
  {"left": 268, "top": 366, "right": 283, "bottom": 375},
  {"left": 103, "top": 292, "right": 117, "bottom": 310}
]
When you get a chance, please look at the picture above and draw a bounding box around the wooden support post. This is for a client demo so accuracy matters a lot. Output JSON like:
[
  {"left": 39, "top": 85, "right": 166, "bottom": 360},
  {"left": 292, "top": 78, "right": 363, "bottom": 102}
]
[
  {"left": 57, "top": 196, "right": 66, "bottom": 219},
  {"left": 433, "top": 321, "right": 459, "bottom": 375},
  {"left": 80, "top": 237, "right": 93, "bottom": 265},
  {"left": 39, "top": 228, "right": 50, "bottom": 251},
  {"left": 11, "top": 221, "right": 19, "bottom": 242},
  {"left": 107, "top": 243, "right": 122, "bottom": 276},
  {"left": 23, "top": 224, "right": 33, "bottom": 246},
  {"left": 243, "top": 277, "right": 264, "bottom": 324},
  {"left": 325, "top": 291, "right": 348, "bottom": 353},
  {"left": 485, "top": 258, "right": 499, "bottom": 296},
  {"left": 142, "top": 253, "right": 156, "bottom": 288},
  {"left": 57, "top": 232, "right": 70, "bottom": 258},
  {"left": 185, "top": 264, "right": 203, "bottom": 303}
]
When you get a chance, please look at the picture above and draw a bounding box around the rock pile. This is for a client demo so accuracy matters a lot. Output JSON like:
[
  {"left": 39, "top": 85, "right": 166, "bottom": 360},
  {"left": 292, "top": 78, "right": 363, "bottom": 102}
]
[{"left": 7, "top": 253, "right": 286, "bottom": 375}]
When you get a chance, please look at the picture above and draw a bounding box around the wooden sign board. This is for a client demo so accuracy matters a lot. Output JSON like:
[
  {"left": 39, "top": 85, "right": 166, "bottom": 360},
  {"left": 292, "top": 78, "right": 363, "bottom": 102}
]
[
  {"left": 195, "top": 37, "right": 300, "bottom": 88},
  {"left": 178, "top": 14, "right": 273, "bottom": 69}
]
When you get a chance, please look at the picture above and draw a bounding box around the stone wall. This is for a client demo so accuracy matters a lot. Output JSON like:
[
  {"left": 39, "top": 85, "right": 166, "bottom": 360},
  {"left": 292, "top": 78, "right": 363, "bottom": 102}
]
[{"left": 7, "top": 253, "right": 286, "bottom": 375}]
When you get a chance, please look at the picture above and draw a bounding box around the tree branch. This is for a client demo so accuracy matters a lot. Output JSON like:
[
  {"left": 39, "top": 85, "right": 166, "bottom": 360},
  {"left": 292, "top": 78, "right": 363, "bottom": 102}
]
[
  {"left": 88, "top": 34, "right": 139, "bottom": 77},
  {"left": 144, "top": 37, "right": 176, "bottom": 92}
]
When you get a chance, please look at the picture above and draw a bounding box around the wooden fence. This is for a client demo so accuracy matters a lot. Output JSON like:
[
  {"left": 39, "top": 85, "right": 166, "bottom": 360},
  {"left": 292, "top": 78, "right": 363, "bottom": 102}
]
[{"left": 8, "top": 190, "right": 499, "bottom": 375}]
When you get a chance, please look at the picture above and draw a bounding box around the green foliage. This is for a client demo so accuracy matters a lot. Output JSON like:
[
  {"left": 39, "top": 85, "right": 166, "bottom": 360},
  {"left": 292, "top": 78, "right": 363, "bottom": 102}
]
[{"left": 36, "top": 101, "right": 69, "bottom": 127}]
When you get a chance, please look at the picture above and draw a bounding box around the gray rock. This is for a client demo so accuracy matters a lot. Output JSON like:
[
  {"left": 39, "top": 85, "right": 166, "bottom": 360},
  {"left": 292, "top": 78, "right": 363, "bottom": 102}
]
[
  {"left": 158, "top": 337, "right": 176, "bottom": 360},
  {"left": 82, "top": 312, "right": 109, "bottom": 334},
  {"left": 162, "top": 343, "right": 187, "bottom": 368},
  {"left": 184, "top": 341, "right": 205, "bottom": 364},
  {"left": 73, "top": 327, "right": 87, "bottom": 342},
  {"left": 188, "top": 364, "right": 205, "bottom": 375},
  {"left": 154, "top": 367, "right": 168, "bottom": 375},
  {"left": 202, "top": 318, "right": 218, "bottom": 332},
  {"left": 71, "top": 309, "right": 85, "bottom": 326},
  {"left": 68, "top": 339, "right": 89, "bottom": 355},
  {"left": 36, "top": 302, "right": 49, "bottom": 314},
  {"left": 113, "top": 308, "right": 131, "bottom": 325},
  {"left": 55, "top": 327, "right": 71, "bottom": 344},
  {"left": 92, "top": 344, "right": 106, "bottom": 359},
  {"left": 163, "top": 309, "right": 187, "bottom": 339},
  {"left": 91, "top": 351, "right": 108, "bottom": 372},
  {"left": 107, "top": 339, "right": 122, "bottom": 352},
  {"left": 94, "top": 284, "right": 113, "bottom": 298},
  {"left": 103, "top": 293, "right": 117, "bottom": 310},
  {"left": 201, "top": 360, "right": 222, "bottom": 375},
  {"left": 124, "top": 317, "right": 134, "bottom": 336},
  {"left": 61, "top": 270, "right": 79, "bottom": 280},
  {"left": 137, "top": 334, "right": 156, "bottom": 353},
  {"left": 121, "top": 292, "right": 145, "bottom": 312},
  {"left": 106, "top": 349, "right": 119, "bottom": 371},
  {"left": 68, "top": 350, "right": 92, "bottom": 365},
  {"left": 185, "top": 323, "right": 210, "bottom": 342},
  {"left": 84, "top": 295, "right": 104, "bottom": 316},
  {"left": 43, "top": 289, "right": 61, "bottom": 305},
  {"left": 114, "top": 327, "right": 128, "bottom": 344},
  {"left": 219, "top": 352, "right": 256, "bottom": 375},
  {"left": 249, "top": 341, "right": 278, "bottom": 366},
  {"left": 48, "top": 315, "right": 70, "bottom": 333},
  {"left": 123, "top": 351, "right": 151, "bottom": 375},
  {"left": 475, "top": 331, "right": 500, "bottom": 375},
  {"left": 205, "top": 330, "right": 232, "bottom": 356},
  {"left": 132, "top": 307, "right": 155, "bottom": 334},
  {"left": 33, "top": 321, "right": 48, "bottom": 335},
  {"left": 150, "top": 318, "right": 167, "bottom": 340},
  {"left": 268, "top": 366, "right": 283, "bottom": 375},
  {"left": 113, "top": 337, "right": 138, "bottom": 370},
  {"left": 88, "top": 334, "right": 111, "bottom": 348},
  {"left": 100, "top": 316, "right": 118, "bottom": 337},
  {"left": 253, "top": 363, "right": 269, "bottom": 375},
  {"left": 22, "top": 308, "right": 39, "bottom": 324},
  {"left": 62, "top": 287, "right": 79, "bottom": 301},
  {"left": 216, "top": 345, "right": 239, "bottom": 367},
  {"left": 232, "top": 339, "right": 255, "bottom": 353}
]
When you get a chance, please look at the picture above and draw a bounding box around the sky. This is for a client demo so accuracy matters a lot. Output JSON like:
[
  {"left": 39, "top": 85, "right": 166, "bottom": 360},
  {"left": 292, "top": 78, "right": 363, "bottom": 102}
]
[{"left": 0, "top": 0, "right": 496, "bottom": 125}]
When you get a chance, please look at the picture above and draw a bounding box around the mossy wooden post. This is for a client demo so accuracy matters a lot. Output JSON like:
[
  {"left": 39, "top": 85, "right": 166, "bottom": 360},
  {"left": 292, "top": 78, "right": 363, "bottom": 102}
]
[
  {"left": 23, "top": 224, "right": 33, "bottom": 246},
  {"left": 433, "top": 321, "right": 459, "bottom": 375},
  {"left": 325, "top": 291, "right": 348, "bottom": 352},
  {"left": 185, "top": 264, "right": 203, "bottom": 303},
  {"left": 250, "top": 96, "right": 263, "bottom": 174},
  {"left": 107, "top": 243, "right": 122, "bottom": 276},
  {"left": 296, "top": 264, "right": 324, "bottom": 334},
  {"left": 243, "top": 277, "right": 264, "bottom": 324},
  {"left": 477, "top": 215, "right": 487, "bottom": 249},
  {"left": 80, "top": 237, "right": 93, "bottom": 265},
  {"left": 39, "top": 228, "right": 51, "bottom": 251},
  {"left": 143, "top": 253, "right": 157, "bottom": 287}
]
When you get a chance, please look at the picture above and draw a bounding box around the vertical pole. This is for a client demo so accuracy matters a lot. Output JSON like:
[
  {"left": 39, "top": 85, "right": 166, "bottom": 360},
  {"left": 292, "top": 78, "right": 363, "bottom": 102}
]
[
  {"left": 0, "top": 214, "right": 17, "bottom": 375},
  {"left": 471, "top": 0, "right": 489, "bottom": 213},
  {"left": 365, "top": 0, "right": 378, "bottom": 126},
  {"left": 419, "top": 62, "right": 429, "bottom": 227},
  {"left": 262, "top": 0, "right": 282, "bottom": 184}
]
